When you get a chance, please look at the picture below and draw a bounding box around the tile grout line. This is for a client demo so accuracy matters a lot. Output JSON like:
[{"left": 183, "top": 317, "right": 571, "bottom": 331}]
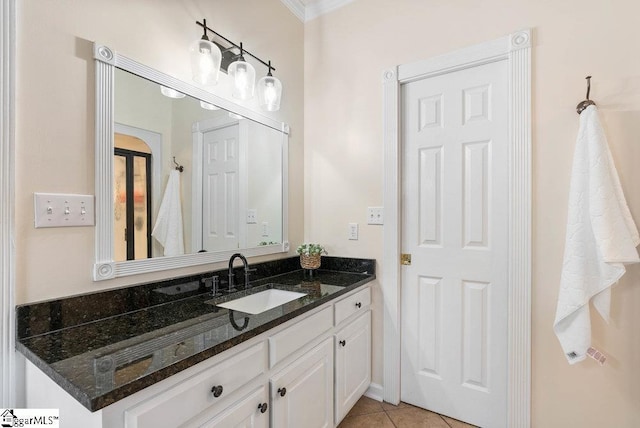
[{"left": 382, "top": 407, "right": 398, "bottom": 428}]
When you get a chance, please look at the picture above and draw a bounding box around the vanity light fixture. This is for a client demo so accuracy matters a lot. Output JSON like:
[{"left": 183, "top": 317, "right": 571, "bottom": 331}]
[
  {"left": 228, "top": 112, "right": 244, "bottom": 120},
  {"left": 193, "top": 19, "right": 283, "bottom": 111},
  {"left": 160, "top": 85, "right": 186, "bottom": 99},
  {"left": 200, "top": 101, "right": 219, "bottom": 110},
  {"left": 257, "top": 61, "right": 282, "bottom": 112},
  {"left": 228, "top": 43, "right": 256, "bottom": 101},
  {"left": 190, "top": 18, "right": 222, "bottom": 86}
]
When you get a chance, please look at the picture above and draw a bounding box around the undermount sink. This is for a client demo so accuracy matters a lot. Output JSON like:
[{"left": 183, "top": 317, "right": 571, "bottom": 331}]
[{"left": 216, "top": 289, "right": 307, "bottom": 315}]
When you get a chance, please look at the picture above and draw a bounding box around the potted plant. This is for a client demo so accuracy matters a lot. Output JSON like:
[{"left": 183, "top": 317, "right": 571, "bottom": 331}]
[{"left": 296, "top": 243, "right": 327, "bottom": 270}]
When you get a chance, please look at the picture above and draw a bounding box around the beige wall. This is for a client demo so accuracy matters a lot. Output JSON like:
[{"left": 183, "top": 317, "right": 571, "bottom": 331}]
[
  {"left": 304, "top": 1, "right": 640, "bottom": 427},
  {"left": 15, "top": 0, "right": 304, "bottom": 303}
]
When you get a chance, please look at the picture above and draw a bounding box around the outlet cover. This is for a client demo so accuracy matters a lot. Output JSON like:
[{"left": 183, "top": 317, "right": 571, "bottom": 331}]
[
  {"left": 367, "top": 207, "right": 384, "bottom": 225},
  {"left": 246, "top": 209, "right": 257, "bottom": 224}
]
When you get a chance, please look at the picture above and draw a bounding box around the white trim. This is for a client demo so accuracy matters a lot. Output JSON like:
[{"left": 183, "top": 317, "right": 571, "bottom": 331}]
[
  {"left": 93, "top": 43, "right": 290, "bottom": 281},
  {"left": 304, "top": 0, "right": 356, "bottom": 21},
  {"left": 363, "top": 383, "right": 384, "bottom": 402},
  {"left": 0, "top": 0, "right": 16, "bottom": 408},
  {"left": 279, "top": 0, "right": 306, "bottom": 22},
  {"left": 279, "top": 0, "right": 354, "bottom": 22},
  {"left": 382, "top": 29, "right": 531, "bottom": 427}
]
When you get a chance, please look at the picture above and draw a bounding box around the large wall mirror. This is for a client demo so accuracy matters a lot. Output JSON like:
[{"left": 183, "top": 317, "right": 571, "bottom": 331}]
[{"left": 93, "top": 44, "right": 289, "bottom": 281}]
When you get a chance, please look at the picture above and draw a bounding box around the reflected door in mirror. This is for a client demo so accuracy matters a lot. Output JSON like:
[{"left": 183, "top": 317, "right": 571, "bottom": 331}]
[
  {"left": 200, "top": 123, "right": 241, "bottom": 252},
  {"left": 114, "top": 145, "right": 152, "bottom": 261}
]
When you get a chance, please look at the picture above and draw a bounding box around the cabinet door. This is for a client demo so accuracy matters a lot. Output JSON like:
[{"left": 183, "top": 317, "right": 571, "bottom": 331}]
[
  {"left": 335, "top": 310, "right": 371, "bottom": 424},
  {"left": 270, "top": 338, "right": 333, "bottom": 428},
  {"left": 194, "top": 386, "right": 269, "bottom": 428}
]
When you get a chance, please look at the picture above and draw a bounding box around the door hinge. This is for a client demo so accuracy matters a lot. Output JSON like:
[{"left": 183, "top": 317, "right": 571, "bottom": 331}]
[{"left": 401, "top": 253, "right": 411, "bottom": 265}]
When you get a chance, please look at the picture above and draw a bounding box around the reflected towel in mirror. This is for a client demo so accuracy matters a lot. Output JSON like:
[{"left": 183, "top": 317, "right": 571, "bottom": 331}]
[{"left": 152, "top": 170, "right": 185, "bottom": 256}]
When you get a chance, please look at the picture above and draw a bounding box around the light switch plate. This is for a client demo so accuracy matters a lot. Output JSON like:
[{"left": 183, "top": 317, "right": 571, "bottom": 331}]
[
  {"left": 348, "top": 223, "right": 359, "bottom": 240},
  {"left": 34, "top": 193, "right": 95, "bottom": 228}
]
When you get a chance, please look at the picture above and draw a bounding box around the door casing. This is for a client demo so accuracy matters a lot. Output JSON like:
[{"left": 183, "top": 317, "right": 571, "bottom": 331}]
[
  {"left": 0, "top": 0, "right": 17, "bottom": 408},
  {"left": 382, "top": 29, "right": 532, "bottom": 427}
]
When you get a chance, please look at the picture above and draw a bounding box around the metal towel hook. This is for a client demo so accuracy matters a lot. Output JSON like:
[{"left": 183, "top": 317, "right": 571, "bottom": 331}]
[
  {"left": 576, "top": 76, "right": 596, "bottom": 114},
  {"left": 173, "top": 157, "right": 184, "bottom": 172}
]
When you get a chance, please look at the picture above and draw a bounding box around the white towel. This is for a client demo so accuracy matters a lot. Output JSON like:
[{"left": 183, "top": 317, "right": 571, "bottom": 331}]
[
  {"left": 554, "top": 105, "right": 639, "bottom": 364},
  {"left": 151, "top": 170, "right": 185, "bottom": 256}
]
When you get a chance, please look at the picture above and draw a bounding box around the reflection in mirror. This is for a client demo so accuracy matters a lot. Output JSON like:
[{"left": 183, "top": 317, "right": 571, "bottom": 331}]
[
  {"left": 114, "top": 69, "right": 283, "bottom": 261},
  {"left": 93, "top": 44, "right": 289, "bottom": 280}
]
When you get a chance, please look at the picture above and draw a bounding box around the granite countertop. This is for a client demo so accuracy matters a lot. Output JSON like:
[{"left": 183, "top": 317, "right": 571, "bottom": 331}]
[{"left": 16, "top": 256, "right": 375, "bottom": 412}]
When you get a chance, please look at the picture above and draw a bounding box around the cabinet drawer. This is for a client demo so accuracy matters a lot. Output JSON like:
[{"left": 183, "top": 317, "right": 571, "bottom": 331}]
[
  {"left": 334, "top": 286, "right": 370, "bottom": 326},
  {"left": 125, "top": 341, "right": 267, "bottom": 428},
  {"left": 268, "top": 306, "right": 332, "bottom": 368}
]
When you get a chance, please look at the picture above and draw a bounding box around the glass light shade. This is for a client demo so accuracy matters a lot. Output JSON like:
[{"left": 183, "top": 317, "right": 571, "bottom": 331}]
[
  {"left": 228, "top": 112, "right": 244, "bottom": 120},
  {"left": 200, "top": 101, "right": 219, "bottom": 110},
  {"left": 160, "top": 86, "right": 185, "bottom": 99},
  {"left": 190, "top": 38, "right": 222, "bottom": 86},
  {"left": 228, "top": 60, "right": 256, "bottom": 100},
  {"left": 257, "top": 75, "right": 282, "bottom": 111}
]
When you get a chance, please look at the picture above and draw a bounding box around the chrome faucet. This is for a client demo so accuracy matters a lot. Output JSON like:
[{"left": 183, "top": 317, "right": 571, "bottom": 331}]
[{"left": 228, "top": 253, "right": 255, "bottom": 291}]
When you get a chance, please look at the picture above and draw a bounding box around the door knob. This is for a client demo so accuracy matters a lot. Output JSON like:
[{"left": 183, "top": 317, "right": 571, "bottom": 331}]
[
  {"left": 211, "top": 385, "right": 223, "bottom": 397},
  {"left": 258, "top": 402, "right": 268, "bottom": 413},
  {"left": 355, "top": 302, "right": 362, "bottom": 308},
  {"left": 339, "top": 340, "right": 346, "bottom": 347},
  {"left": 278, "top": 387, "right": 287, "bottom": 397}
]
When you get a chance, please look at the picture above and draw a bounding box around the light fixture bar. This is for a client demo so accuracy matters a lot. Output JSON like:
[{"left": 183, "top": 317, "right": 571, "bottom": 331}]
[{"left": 195, "top": 20, "right": 276, "bottom": 73}]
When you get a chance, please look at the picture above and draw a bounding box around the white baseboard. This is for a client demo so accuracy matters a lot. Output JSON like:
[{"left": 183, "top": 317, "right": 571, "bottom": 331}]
[{"left": 364, "top": 382, "right": 384, "bottom": 402}]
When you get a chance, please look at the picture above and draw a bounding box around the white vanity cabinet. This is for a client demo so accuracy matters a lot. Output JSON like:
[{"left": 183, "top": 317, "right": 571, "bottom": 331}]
[
  {"left": 269, "top": 338, "right": 334, "bottom": 428},
  {"left": 186, "top": 385, "right": 269, "bottom": 428},
  {"left": 23, "top": 284, "right": 372, "bottom": 428},
  {"left": 123, "top": 342, "right": 268, "bottom": 428},
  {"left": 334, "top": 311, "right": 371, "bottom": 424}
]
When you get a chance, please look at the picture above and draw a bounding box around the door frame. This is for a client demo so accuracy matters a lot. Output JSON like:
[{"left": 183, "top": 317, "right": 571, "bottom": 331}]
[
  {"left": 1, "top": 0, "right": 16, "bottom": 408},
  {"left": 382, "top": 29, "right": 532, "bottom": 427}
]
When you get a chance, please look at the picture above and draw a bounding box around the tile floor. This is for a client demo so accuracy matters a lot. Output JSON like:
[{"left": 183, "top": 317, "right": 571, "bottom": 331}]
[{"left": 338, "top": 396, "right": 478, "bottom": 428}]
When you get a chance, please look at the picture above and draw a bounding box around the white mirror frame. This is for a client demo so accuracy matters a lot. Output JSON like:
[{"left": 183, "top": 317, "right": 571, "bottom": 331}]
[{"left": 93, "top": 43, "right": 289, "bottom": 281}]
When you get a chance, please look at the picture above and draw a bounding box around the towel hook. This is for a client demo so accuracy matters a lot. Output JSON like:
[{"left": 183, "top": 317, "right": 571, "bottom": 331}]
[
  {"left": 173, "top": 157, "right": 184, "bottom": 172},
  {"left": 576, "top": 76, "right": 596, "bottom": 114}
]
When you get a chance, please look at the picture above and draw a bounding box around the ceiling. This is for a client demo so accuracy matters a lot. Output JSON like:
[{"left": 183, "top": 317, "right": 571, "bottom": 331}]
[{"left": 279, "top": 0, "right": 355, "bottom": 22}]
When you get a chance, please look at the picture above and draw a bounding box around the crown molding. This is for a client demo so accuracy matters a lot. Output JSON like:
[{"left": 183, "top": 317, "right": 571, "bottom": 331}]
[
  {"left": 305, "top": 0, "right": 355, "bottom": 21},
  {"left": 280, "top": 0, "right": 306, "bottom": 22},
  {"left": 280, "top": 0, "right": 355, "bottom": 22}
]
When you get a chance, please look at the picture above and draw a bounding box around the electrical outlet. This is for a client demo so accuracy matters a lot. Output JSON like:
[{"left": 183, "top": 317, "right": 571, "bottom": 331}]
[
  {"left": 367, "top": 207, "right": 384, "bottom": 225},
  {"left": 246, "top": 209, "right": 257, "bottom": 224},
  {"left": 34, "top": 193, "right": 95, "bottom": 228},
  {"left": 262, "top": 222, "right": 269, "bottom": 237},
  {"left": 348, "top": 223, "right": 359, "bottom": 240}
]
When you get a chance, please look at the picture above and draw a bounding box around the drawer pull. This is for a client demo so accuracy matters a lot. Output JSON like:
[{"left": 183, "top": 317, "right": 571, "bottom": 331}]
[
  {"left": 211, "top": 385, "right": 223, "bottom": 397},
  {"left": 355, "top": 302, "right": 362, "bottom": 308},
  {"left": 278, "top": 387, "right": 287, "bottom": 397},
  {"left": 339, "top": 340, "right": 346, "bottom": 347},
  {"left": 258, "top": 402, "right": 268, "bottom": 413}
]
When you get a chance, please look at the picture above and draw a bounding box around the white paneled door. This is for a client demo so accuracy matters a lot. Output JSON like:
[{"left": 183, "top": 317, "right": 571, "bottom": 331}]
[
  {"left": 202, "top": 123, "right": 240, "bottom": 252},
  {"left": 400, "top": 60, "right": 509, "bottom": 428}
]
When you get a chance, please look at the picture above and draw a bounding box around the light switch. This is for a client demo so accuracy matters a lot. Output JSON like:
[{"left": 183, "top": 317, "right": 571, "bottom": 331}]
[
  {"left": 34, "top": 193, "right": 95, "bottom": 228},
  {"left": 348, "top": 223, "right": 359, "bottom": 240}
]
